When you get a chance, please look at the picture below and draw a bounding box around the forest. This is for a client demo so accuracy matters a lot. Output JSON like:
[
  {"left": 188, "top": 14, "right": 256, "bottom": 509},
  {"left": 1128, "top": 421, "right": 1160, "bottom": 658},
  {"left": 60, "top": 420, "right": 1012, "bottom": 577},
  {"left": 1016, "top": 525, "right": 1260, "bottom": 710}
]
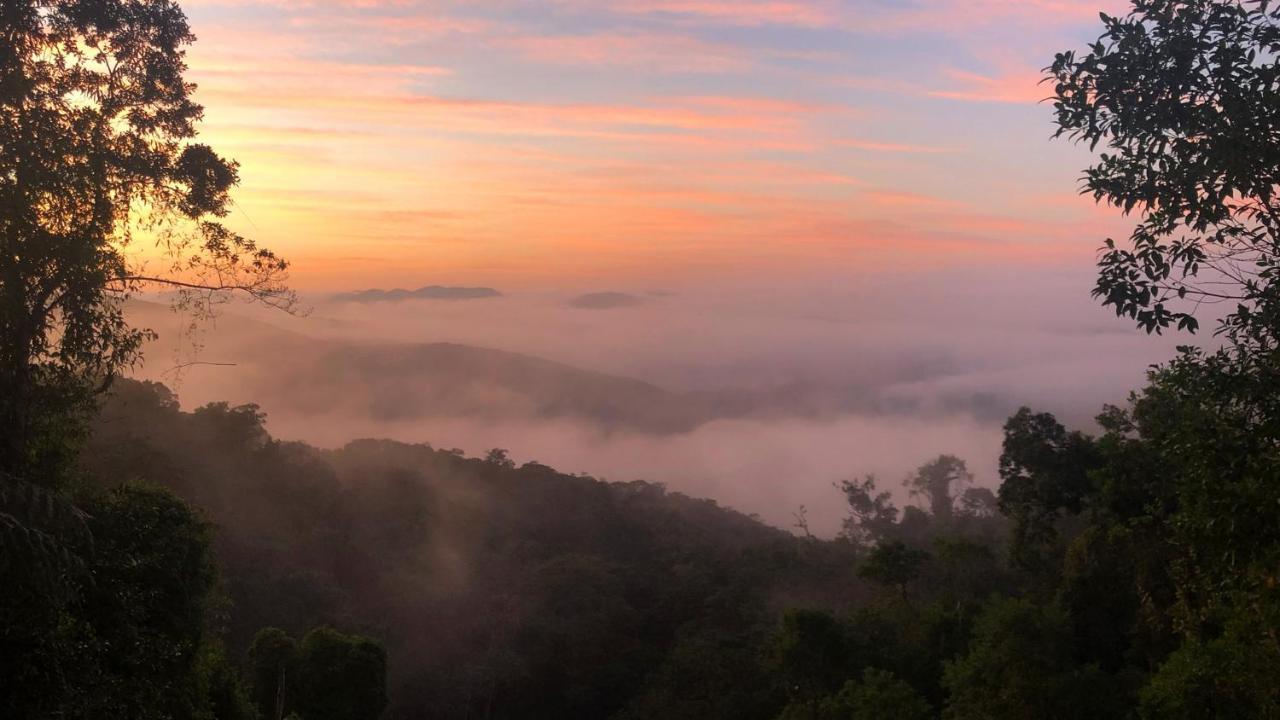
[{"left": 4, "top": 0, "right": 1280, "bottom": 718}]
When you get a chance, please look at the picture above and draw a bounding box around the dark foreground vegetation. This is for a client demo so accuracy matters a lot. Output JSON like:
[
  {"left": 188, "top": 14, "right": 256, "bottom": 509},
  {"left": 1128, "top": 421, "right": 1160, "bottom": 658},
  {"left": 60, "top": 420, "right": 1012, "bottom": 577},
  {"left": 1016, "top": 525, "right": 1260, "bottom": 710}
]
[
  {"left": 21, "top": 358, "right": 1277, "bottom": 719},
  {"left": 5, "top": 0, "right": 1280, "bottom": 718}
]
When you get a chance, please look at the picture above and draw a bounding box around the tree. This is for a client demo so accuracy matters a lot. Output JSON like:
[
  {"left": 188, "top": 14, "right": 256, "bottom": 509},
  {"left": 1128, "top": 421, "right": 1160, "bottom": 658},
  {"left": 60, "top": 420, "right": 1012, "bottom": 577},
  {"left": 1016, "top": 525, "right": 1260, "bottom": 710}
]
[
  {"left": 955, "top": 487, "right": 997, "bottom": 519},
  {"left": 0, "top": 0, "right": 293, "bottom": 479},
  {"left": 904, "top": 455, "right": 971, "bottom": 522},
  {"left": 943, "top": 598, "right": 1123, "bottom": 720},
  {"left": 204, "top": 643, "right": 260, "bottom": 720},
  {"left": 1052, "top": 0, "right": 1280, "bottom": 664},
  {"left": 857, "top": 541, "right": 929, "bottom": 599},
  {"left": 1049, "top": 0, "right": 1280, "bottom": 339},
  {"left": 837, "top": 475, "right": 899, "bottom": 547},
  {"left": 1, "top": 482, "right": 242, "bottom": 719},
  {"left": 247, "top": 628, "right": 300, "bottom": 720},
  {"left": 997, "top": 408, "right": 1100, "bottom": 572},
  {"left": 75, "top": 483, "right": 222, "bottom": 718},
  {"left": 484, "top": 447, "right": 516, "bottom": 469},
  {"left": 821, "top": 668, "right": 931, "bottom": 720},
  {"left": 1119, "top": 352, "right": 1280, "bottom": 650},
  {"left": 767, "top": 609, "right": 855, "bottom": 717},
  {"left": 1139, "top": 628, "right": 1280, "bottom": 719},
  {"left": 294, "top": 628, "right": 388, "bottom": 720}
]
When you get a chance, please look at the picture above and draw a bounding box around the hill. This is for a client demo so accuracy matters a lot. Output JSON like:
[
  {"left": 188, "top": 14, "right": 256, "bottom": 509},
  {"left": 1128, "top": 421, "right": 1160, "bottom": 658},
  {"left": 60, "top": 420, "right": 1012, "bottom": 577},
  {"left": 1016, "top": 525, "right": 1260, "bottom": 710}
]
[
  {"left": 331, "top": 286, "right": 502, "bottom": 303},
  {"left": 81, "top": 379, "right": 869, "bottom": 719},
  {"left": 128, "top": 301, "right": 720, "bottom": 434}
]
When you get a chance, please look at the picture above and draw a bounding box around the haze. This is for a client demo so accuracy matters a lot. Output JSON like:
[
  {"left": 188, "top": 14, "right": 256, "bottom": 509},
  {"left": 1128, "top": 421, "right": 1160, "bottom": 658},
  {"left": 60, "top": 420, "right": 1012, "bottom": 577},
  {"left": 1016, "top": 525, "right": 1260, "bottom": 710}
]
[{"left": 133, "top": 0, "right": 1163, "bottom": 534}]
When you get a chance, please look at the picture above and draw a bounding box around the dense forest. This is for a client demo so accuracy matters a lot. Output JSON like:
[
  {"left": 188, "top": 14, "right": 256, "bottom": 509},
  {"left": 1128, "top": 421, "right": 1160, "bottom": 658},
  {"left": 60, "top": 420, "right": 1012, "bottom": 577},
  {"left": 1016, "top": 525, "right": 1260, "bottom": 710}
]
[{"left": 5, "top": 0, "right": 1280, "bottom": 718}]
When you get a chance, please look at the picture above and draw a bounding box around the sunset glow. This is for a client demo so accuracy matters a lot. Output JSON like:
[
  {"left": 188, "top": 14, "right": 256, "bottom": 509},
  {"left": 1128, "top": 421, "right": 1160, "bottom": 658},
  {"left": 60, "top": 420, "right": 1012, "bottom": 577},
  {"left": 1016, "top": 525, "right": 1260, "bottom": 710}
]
[{"left": 179, "top": 0, "right": 1132, "bottom": 291}]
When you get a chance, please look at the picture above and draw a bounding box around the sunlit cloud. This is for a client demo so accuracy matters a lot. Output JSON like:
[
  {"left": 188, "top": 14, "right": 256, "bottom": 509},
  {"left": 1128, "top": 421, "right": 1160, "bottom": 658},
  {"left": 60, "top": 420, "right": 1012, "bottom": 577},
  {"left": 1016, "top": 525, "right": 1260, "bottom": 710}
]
[
  {"left": 499, "top": 32, "right": 748, "bottom": 72},
  {"left": 929, "top": 67, "right": 1051, "bottom": 104},
  {"left": 167, "top": 0, "right": 1133, "bottom": 287},
  {"left": 836, "top": 138, "right": 959, "bottom": 154},
  {"left": 614, "top": 0, "right": 837, "bottom": 27}
]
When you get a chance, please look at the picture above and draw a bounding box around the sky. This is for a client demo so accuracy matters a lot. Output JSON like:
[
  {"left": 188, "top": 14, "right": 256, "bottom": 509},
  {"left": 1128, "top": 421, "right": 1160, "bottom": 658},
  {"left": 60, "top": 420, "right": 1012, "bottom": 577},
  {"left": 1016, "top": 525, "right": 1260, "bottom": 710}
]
[
  {"left": 178, "top": 0, "right": 1134, "bottom": 293},
  {"left": 139, "top": 0, "right": 1187, "bottom": 533}
]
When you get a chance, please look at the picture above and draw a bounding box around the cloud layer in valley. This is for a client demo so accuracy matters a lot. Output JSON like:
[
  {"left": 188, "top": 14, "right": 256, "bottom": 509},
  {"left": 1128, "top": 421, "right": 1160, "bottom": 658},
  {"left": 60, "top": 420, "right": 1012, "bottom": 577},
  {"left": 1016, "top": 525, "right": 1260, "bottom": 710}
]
[{"left": 133, "top": 265, "right": 1179, "bottom": 536}]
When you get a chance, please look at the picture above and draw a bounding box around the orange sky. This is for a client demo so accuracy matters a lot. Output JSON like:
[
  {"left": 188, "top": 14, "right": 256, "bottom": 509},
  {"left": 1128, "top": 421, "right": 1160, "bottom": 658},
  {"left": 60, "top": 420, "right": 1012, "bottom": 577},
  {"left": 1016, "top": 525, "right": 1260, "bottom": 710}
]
[{"left": 174, "top": 0, "right": 1134, "bottom": 291}]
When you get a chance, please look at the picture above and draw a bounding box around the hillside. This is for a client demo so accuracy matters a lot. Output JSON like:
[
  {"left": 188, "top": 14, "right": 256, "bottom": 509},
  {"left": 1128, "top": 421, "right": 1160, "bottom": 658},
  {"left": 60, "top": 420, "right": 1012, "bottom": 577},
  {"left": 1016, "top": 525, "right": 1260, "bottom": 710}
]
[
  {"left": 80, "top": 379, "right": 870, "bottom": 719},
  {"left": 128, "top": 301, "right": 721, "bottom": 433}
]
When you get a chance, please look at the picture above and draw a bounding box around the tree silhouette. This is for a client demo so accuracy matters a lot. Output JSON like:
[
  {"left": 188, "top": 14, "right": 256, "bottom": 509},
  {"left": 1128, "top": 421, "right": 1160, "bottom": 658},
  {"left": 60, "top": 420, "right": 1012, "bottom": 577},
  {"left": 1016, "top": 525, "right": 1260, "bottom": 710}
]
[
  {"left": 1049, "top": 0, "right": 1280, "bottom": 340},
  {"left": 0, "top": 0, "right": 294, "bottom": 479},
  {"left": 294, "top": 628, "right": 388, "bottom": 720},
  {"left": 905, "top": 454, "right": 972, "bottom": 522}
]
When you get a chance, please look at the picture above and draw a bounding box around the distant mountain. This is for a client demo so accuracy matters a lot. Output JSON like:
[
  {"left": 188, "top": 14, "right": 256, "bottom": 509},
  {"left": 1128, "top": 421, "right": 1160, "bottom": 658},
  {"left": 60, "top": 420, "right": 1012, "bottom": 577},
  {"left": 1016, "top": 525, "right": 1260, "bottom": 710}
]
[
  {"left": 126, "top": 302, "right": 1010, "bottom": 437},
  {"left": 332, "top": 285, "right": 501, "bottom": 302},
  {"left": 127, "top": 301, "right": 720, "bottom": 433},
  {"left": 568, "top": 291, "right": 643, "bottom": 309},
  {"left": 268, "top": 341, "right": 718, "bottom": 433}
]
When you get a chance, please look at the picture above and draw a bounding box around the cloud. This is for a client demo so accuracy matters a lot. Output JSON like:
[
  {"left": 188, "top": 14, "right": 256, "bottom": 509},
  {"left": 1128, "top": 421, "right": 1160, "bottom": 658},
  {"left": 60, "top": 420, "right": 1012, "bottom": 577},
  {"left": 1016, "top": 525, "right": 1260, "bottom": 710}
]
[
  {"left": 171, "top": 0, "right": 1135, "bottom": 286},
  {"left": 862, "top": 189, "right": 965, "bottom": 210},
  {"left": 836, "top": 138, "right": 960, "bottom": 154},
  {"left": 928, "top": 67, "right": 1051, "bottom": 104},
  {"left": 499, "top": 31, "right": 748, "bottom": 73},
  {"left": 614, "top": 0, "right": 837, "bottom": 28}
]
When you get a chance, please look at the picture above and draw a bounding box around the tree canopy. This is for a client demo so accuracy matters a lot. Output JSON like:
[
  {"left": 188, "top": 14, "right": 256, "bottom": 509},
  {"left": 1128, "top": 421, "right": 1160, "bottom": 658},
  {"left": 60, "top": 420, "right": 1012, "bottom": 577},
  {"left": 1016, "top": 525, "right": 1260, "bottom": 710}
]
[
  {"left": 0, "top": 0, "right": 293, "bottom": 479},
  {"left": 1050, "top": 0, "right": 1280, "bottom": 339}
]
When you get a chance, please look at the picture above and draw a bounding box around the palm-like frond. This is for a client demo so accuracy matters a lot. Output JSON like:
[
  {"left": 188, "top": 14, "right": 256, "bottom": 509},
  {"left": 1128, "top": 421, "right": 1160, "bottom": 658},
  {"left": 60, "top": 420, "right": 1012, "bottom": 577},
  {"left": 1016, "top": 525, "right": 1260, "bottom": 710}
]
[{"left": 0, "top": 472, "right": 91, "bottom": 587}]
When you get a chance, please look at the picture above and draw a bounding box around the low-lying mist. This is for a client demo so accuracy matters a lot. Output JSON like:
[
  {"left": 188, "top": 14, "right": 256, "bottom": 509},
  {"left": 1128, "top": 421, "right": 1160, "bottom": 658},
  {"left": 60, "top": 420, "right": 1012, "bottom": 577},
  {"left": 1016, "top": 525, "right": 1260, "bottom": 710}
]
[{"left": 131, "top": 265, "right": 1177, "bottom": 535}]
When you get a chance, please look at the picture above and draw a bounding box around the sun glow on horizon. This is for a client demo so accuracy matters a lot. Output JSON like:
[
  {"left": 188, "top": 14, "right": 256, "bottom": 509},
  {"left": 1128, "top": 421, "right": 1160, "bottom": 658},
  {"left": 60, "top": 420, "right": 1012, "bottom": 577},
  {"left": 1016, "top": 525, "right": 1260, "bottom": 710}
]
[{"left": 175, "top": 0, "right": 1133, "bottom": 291}]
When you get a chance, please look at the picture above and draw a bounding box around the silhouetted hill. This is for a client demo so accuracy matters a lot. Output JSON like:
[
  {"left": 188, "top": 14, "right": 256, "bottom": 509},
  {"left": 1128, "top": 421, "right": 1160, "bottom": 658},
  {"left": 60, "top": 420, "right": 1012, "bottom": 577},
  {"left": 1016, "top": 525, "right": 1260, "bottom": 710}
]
[
  {"left": 277, "top": 341, "right": 717, "bottom": 432},
  {"left": 127, "top": 301, "right": 1020, "bottom": 438},
  {"left": 127, "top": 301, "right": 720, "bottom": 433},
  {"left": 568, "top": 291, "right": 644, "bottom": 309},
  {"left": 332, "top": 285, "right": 501, "bottom": 302}
]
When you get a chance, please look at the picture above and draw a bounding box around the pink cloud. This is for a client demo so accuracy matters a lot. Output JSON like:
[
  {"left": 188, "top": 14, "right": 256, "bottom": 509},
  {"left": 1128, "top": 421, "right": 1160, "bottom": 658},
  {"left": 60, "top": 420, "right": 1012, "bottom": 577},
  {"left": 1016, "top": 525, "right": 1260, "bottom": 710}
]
[
  {"left": 929, "top": 68, "right": 1052, "bottom": 104},
  {"left": 846, "top": 0, "right": 1130, "bottom": 34},
  {"left": 616, "top": 0, "right": 835, "bottom": 27},
  {"left": 863, "top": 190, "right": 965, "bottom": 210},
  {"left": 498, "top": 31, "right": 747, "bottom": 73},
  {"left": 836, "top": 138, "right": 959, "bottom": 154}
]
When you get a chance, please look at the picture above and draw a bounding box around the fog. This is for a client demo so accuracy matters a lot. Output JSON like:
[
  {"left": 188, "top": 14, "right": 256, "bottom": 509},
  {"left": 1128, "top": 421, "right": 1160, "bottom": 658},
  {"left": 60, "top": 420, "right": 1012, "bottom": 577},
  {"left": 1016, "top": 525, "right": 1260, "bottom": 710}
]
[{"left": 133, "top": 263, "right": 1179, "bottom": 535}]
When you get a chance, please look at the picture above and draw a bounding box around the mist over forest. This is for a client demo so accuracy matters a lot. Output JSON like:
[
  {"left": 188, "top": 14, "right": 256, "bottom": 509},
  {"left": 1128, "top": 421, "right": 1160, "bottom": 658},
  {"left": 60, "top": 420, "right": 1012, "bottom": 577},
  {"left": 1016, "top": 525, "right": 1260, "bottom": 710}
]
[{"left": 133, "top": 267, "right": 1176, "bottom": 533}]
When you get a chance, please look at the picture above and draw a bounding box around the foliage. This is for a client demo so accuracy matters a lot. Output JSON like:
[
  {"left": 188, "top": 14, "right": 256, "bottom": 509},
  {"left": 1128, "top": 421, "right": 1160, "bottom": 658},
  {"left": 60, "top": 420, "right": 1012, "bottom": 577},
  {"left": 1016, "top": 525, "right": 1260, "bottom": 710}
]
[
  {"left": 905, "top": 455, "right": 972, "bottom": 522},
  {"left": 1045, "top": 0, "right": 1280, "bottom": 687},
  {"left": 80, "top": 379, "right": 823, "bottom": 719},
  {"left": 0, "top": 481, "right": 259, "bottom": 719},
  {"left": 0, "top": 470, "right": 91, "bottom": 586},
  {"left": 857, "top": 541, "right": 929, "bottom": 597},
  {"left": 0, "top": 0, "right": 292, "bottom": 479},
  {"left": 824, "top": 668, "right": 932, "bottom": 720},
  {"left": 293, "top": 628, "right": 388, "bottom": 720},
  {"left": 1139, "top": 626, "right": 1280, "bottom": 719},
  {"left": 73, "top": 483, "right": 220, "bottom": 718},
  {"left": 247, "top": 628, "right": 300, "bottom": 720},
  {"left": 942, "top": 598, "right": 1123, "bottom": 720},
  {"left": 997, "top": 408, "right": 1099, "bottom": 572},
  {"left": 1049, "top": 0, "right": 1280, "bottom": 339},
  {"left": 836, "top": 475, "right": 899, "bottom": 546}
]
